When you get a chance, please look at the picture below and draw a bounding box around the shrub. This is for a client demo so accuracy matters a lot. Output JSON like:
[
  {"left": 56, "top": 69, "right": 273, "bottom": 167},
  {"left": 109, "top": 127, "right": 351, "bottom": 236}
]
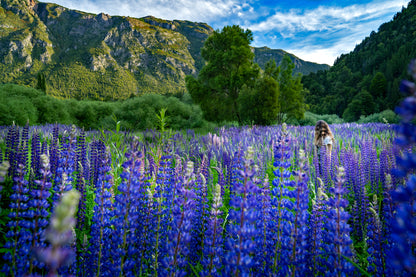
[
  {"left": 299, "top": 112, "right": 344, "bottom": 126},
  {"left": 115, "top": 94, "right": 206, "bottom": 131},
  {"left": 33, "top": 96, "right": 71, "bottom": 125},
  {"left": 357, "top": 109, "right": 400, "bottom": 124}
]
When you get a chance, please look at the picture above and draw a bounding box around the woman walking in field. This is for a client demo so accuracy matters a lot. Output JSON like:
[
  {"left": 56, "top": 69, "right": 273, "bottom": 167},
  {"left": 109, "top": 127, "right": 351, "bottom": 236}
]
[{"left": 314, "top": 120, "right": 335, "bottom": 174}]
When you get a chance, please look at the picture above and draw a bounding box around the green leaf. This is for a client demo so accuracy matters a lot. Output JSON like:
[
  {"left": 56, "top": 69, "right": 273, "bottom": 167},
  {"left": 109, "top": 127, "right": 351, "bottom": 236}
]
[
  {"left": 341, "top": 254, "right": 371, "bottom": 277},
  {"left": 188, "top": 262, "right": 201, "bottom": 277}
]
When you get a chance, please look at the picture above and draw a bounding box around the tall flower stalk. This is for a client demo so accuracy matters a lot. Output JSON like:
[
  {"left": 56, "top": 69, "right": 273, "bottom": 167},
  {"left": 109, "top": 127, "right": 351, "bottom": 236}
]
[
  {"left": 2, "top": 163, "right": 30, "bottom": 276},
  {"left": 28, "top": 154, "right": 52, "bottom": 274},
  {"left": 162, "top": 161, "right": 197, "bottom": 276},
  {"left": 201, "top": 183, "right": 224, "bottom": 276},
  {"left": 322, "top": 166, "right": 354, "bottom": 276},
  {"left": 34, "top": 189, "right": 81, "bottom": 276},
  {"left": 224, "top": 146, "right": 260, "bottom": 276}
]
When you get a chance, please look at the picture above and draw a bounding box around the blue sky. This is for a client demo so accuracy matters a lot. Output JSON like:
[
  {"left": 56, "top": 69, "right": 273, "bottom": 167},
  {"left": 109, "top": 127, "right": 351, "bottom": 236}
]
[{"left": 48, "top": 0, "right": 409, "bottom": 65}]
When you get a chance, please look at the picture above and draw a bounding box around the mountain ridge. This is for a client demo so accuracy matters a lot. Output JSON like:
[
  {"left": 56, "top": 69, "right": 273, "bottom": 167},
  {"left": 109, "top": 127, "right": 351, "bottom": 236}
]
[
  {"left": 0, "top": 0, "right": 329, "bottom": 100},
  {"left": 302, "top": 0, "right": 416, "bottom": 120}
]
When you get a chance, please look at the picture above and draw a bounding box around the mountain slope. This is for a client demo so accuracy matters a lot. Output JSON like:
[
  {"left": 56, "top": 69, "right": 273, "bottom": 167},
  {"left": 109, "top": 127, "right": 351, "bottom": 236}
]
[
  {"left": 0, "top": 0, "right": 329, "bottom": 100},
  {"left": 253, "top": 47, "right": 329, "bottom": 76},
  {"left": 302, "top": 0, "right": 416, "bottom": 119}
]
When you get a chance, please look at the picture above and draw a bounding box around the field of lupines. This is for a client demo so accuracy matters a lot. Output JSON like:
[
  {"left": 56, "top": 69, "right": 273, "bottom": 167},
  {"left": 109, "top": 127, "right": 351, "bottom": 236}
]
[
  {"left": 0, "top": 117, "right": 414, "bottom": 276},
  {"left": 0, "top": 63, "right": 416, "bottom": 276}
]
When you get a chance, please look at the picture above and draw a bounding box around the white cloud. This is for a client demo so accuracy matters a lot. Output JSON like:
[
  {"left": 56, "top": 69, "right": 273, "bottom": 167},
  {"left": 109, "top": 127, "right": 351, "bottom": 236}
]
[
  {"left": 286, "top": 40, "right": 359, "bottom": 66},
  {"left": 47, "top": 0, "right": 409, "bottom": 66},
  {"left": 246, "top": 0, "right": 408, "bottom": 36},
  {"left": 247, "top": 0, "right": 408, "bottom": 65},
  {"left": 50, "top": 0, "right": 241, "bottom": 22}
]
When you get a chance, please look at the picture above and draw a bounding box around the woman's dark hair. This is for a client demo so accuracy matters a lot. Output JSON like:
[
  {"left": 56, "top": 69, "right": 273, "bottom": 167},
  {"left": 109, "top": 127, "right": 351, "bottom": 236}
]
[{"left": 314, "top": 120, "right": 334, "bottom": 146}]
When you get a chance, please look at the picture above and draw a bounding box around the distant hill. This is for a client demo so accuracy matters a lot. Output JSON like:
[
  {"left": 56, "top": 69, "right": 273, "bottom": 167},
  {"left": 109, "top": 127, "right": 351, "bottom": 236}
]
[
  {"left": 302, "top": 0, "right": 416, "bottom": 120},
  {"left": 253, "top": 47, "right": 329, "bottom": 76},
  {"left": 0, "top": 0, "right": 329, "bottom": 100}
]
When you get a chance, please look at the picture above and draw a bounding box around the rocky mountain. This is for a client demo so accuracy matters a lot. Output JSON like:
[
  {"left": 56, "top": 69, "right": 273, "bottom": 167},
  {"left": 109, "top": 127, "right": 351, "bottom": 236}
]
[{"left": 0, "top": 0, "right": 329, "bottom": 100}]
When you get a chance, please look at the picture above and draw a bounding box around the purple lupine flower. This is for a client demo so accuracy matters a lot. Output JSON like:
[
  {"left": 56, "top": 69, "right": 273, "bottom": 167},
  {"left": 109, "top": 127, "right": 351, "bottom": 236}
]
[
  {"left": 86, "top": 149, "right": 114, "bottom": 277},
  {"left": 136, "top": 182, "right": 157, "bottom": 276},
  {"left": 189, "top": 159, "right": 210, "bottom": 267},
  {"left": 351, "top": 161, "right": 369, "bottom": 242},
  {"left": 224, "top": 146, "right": 260, "bottom": 276},
  {"left": 388, "top": 176, "right": 416, "bottom": 275},
  {"left": 89, "top": 140, "right": 106, "bottom": 189},
  {"left": 268, "top": 129, "right": 292, "bottom": 275},
  {"left": 288, "top": 149, "right": 310, "bottom": 276},
  {"left": 108, "top": 149, "right": 145, "bottom": 276},
  {"left": 30, "top": 132, "right": 42, "bottom": 181},
  {"left": 366, "top": 195, "right": 387, "bottom": 276},
  {"left": 309, "top": 178, "right": 329, "bottom": 275},
  {"left": 201, "top": 183, "right": 224, "bottom": 277},
  {"left": 19, "top": 122, "right": 30, "bottom": 172},
  {"left": 162, "top": 160, "right": 197, "bottom": 276},
  {"left": 2, "top": 163, "right": 31, "bottom": 276},
  {"left": 53, "top": 126, "right": 77, "bottom": 205},
  {"left": 34, "top": 189, "right": 80, "bottom": 276},
  {"left": 253, "top": 176, "right": 271, "bottom": 274},
  {"left": 27, "top": 154, "right": 53, "bottom": 274},
  {"left": 49, "top": 124, "right": 59, "bottom": 179},
  {"left": 75, "top": 128, "right": 87, "bottom": 237},
  {"left": 387, "top": 59, "right": 416, "bottom": 275},
  {"left": 5, "top": 124, "right": 19, "bottom": 179},
  {"left": 151, "top": 154, "right": 173, "bottom": 274},
  {"left": 321, "top": 166, "right": 354, "bottom": 276}
]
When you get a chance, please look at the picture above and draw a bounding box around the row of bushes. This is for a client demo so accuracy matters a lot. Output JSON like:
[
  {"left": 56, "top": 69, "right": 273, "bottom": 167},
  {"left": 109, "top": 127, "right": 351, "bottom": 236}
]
[
  {"left": 296, "top": 110, "right": 400, "bottom": 126},
  {"left": 0, "top": 84, "right": 213, "bottom": 131},
  {"left": 0, "top": 83, "right": 400, "bottom": 131}
]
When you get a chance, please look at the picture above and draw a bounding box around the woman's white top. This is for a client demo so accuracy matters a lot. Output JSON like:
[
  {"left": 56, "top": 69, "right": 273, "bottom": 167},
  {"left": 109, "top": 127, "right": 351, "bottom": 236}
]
[{"left": 323, "top": 136, "right": 333, "bottom": 145}]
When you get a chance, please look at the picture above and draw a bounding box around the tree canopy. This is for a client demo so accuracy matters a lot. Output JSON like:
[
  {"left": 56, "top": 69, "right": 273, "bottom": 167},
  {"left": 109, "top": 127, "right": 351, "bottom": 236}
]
[
  {"left": 186, "top": 25, "right": 260, "bottom": 123},
  {"left": 187, "top": 25, "right": 306, "bottom": 125}
]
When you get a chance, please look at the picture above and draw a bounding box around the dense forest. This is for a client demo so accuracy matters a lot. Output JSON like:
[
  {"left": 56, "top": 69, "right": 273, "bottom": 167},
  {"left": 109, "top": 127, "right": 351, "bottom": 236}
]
[{"left": 302, "top": 0, "right": 416, "bottom": 121}]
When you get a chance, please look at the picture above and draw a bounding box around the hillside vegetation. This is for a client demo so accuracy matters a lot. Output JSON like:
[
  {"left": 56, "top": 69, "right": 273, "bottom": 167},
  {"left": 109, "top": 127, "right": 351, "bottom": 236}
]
[{"left": 302, "top": 0, "right": 416, "bottom": 121}]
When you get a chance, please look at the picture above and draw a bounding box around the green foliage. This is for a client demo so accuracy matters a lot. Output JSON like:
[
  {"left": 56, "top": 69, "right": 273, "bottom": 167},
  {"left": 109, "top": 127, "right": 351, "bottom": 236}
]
[
  {"left": 115, "top": 94, "right": 206, "bottom": 131},
  {"left": 239, "top": 75, "right": 279, "bottom": 125},
  {"left": 46, "top": 65, "right": 138, "bottom": 101},
  {"left": 302, "top": 1, "right": 416, "bottom": 119},
  {"left": 357, "top": 109, "right": 400, "bottom": 124},
  {"left": 186, "top": 25, "right": 260, "bottom": 123},
  {"left": 370, "top": 72, "right": 387, "bottom": 110},
  {"left": 276, "top": 55, "right": 307, "bottom": 122},
  {"left": 239, "top": 56, "right": 307, "bottom": 125},
  {"left": 299, "top": 111, "right": 344, "bottom": 126},
  {"left": 156, "top": 107, "right": 169, "bottom": 132},
  {"left": 35, "top": 72, "right": 47, "bottom": 92},
  {"left": 0, "top": 84, "right": 40, "bottom": 125},
  {"left": 0, "top": 83, "right": 206, "bottom": 131},
  {"left": 32, "top": 96, "right": 71, "bottom": 124},
  {"left": 99, "top": 115, "right": 129, "bottom": 188},
  {"left": 343, "top": 90, "right": 375, "bottom": 122}
]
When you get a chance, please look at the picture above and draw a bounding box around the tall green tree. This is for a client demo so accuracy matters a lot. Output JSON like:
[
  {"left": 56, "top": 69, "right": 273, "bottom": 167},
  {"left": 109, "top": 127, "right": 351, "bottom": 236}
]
[
  {"left": 276, "top": 55, "right": 306, "bottom": 122},
  {"left": 370, "top": 71, "right": 387, "bottom": 110},
  {"left": 186, "top": 25, "right": 260, "bottom": 123},
  {"left": 238, "top": 75, "right": 279, "bottom": 125},
  {"left": 36, "top": 72, "right": 47, "bottom": 92},
  {"left": 342, "top": 90, "right": 375, "bottom": 122}
]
